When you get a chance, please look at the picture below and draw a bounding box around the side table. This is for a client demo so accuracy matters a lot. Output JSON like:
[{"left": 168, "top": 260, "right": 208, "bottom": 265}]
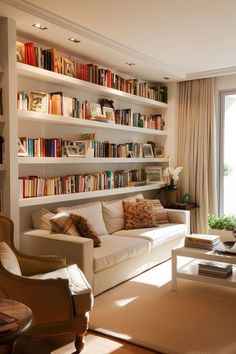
[{"left": 0, "top": 299, "right": 33, "bottom": 354}]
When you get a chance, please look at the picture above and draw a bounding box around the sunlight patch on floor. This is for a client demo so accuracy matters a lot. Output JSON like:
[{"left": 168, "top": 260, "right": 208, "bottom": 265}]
[
  {"left": 93, "top": 329, "right": 132, "bottom": 341},
  {"left": 114, "top": 296, "right": 139, "bottom": 307},
  {"left": 130, "top": 260, "right": 172, "bottom": 287}
]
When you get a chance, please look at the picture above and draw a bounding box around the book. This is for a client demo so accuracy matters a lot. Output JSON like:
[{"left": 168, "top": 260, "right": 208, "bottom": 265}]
[
  {"left": 198, "top": 261, "right": 233, "bottom": 278},
  {"left": 185, "top": 234, "right": 220, "bottom": 250}
]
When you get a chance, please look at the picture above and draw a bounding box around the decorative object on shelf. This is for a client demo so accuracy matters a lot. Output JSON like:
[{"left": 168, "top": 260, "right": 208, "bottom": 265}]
[
  {"left": 29, "top": 91, "right": 48, "bottom": 113},
  {"left": 145, "top": 166, "right": 162, "bottom": 184},
  {"left": 181, "top": 193, "right": 191, "bottom": 204},
  {"left": 142, "top": 144, "right": 154, "bottom": 158},
  {"left": 102, "top": 107, "right": 115, "bottom": 124},
  {"left": 62, "top": 142, "right": 87, "bottom": 157},
  {"left": 18, "top": 138, "right": 28, "bottom": 157},
  {"left": 88, "top": 102, "right": 107, "bottom": 121},
  {"left": 154, "top": 147, "right": 165, "bottom": 158},
  {"left": 163, "top": 166, "right": 183, "bottom": 206},
  {"left": 62, "top": 58, "right": 75, "bottom": 77},
  {"left": 100, "top": 99, "right": 114, "bottom": 109},
  {"left": 16, "top": 41, "right": 25, "bottom": 63}
]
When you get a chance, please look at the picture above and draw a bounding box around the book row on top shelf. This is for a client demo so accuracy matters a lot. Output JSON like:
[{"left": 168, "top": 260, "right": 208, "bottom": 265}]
[{"left": 16, "top": 41, "right": 168, "bottom": 104}]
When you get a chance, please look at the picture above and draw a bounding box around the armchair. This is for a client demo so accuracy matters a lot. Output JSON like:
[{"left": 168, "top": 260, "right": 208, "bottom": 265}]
[{"left": 0, "top": 215, "right": 93, "bottom": 353}]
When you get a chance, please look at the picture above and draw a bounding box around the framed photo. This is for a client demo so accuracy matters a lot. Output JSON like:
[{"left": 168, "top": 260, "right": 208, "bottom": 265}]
[
  {"left": 62, "top": 141, "right": 87, "bottom": 157},
  {"left": 89, "top": 103, "right": 107, "bottom": 121},
  {"left": 143, "top": 144, "right": 154, "bottom": 158},
  {"left": 102, "top": 107, "right": 115, "bottom": 124},
  {"left": 29, "top": 91, "right": 48, "bottom": 113},
  {"left": 18, "top": 139, "right": 28, "bottom": 157},
  {"left": 63, "top": 58, "right": 75, "bottom": 77},
  {"left": 16, "top": 41, "right": 25, "bottom": 63},
  {"left": 154, "top": 147, "right": 165, "bottom": 158},
  {"left": 145, "top": 166, "right": 162, "bottom": 184}
]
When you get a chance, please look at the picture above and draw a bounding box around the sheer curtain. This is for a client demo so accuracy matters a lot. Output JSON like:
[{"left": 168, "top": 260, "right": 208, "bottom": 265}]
[{"left": 177, "top": 78, "right": 217, "bottom": 233}]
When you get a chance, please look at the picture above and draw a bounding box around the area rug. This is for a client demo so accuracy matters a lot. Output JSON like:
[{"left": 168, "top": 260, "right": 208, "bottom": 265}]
[{"left": 89, "top": 260, "right": 236, "bottom": 354}]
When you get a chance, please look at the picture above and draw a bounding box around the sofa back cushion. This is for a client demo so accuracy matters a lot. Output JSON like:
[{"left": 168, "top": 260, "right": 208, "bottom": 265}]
[
  {"left": 137, "top": 198, "right": 169, "bottom": 224},
  {"left": 102, "top": 194, "right": 144, "bottom": 234},
  {"left": 122, "top": 200, "right": 157, "bottom": 230},
  {"left": 0, "top": 242, "right": 22, "bottom": 275},
  {"left": 70, "top": 214, "right": 101, "bottom": 247},
  {"left": 50, "top": 212, "right": 79, "bottom": 235}
]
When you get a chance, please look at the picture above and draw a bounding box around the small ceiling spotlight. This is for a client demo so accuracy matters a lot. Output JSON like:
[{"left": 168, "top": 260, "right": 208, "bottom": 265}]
[
  {"left": 68, "top": 38, "right": 81, "bottom": 43},
  {"left": 163, "top": 77, "right": 170, "bottom": 80},
  {"left": 125, "top": 62, "right": 136, "bottom": 66},
  {"left": 32, "top": 23, "right": 48, "bottom": 30}
]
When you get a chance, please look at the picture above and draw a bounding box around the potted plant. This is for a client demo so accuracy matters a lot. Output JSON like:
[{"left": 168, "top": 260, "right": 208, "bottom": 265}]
[
  {"left": 208, "top": 214, "right": 236, "bottom": 241},
  {"left": 163, "top": 166, "right": 183, "bottom": 206}
]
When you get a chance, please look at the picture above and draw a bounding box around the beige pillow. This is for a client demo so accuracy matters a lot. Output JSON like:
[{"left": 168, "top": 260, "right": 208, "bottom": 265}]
[
  {"left": 50, "top": 212, "right": 79, "bottom": 235},
  {"left": 57, "top": 203, "right": 108, "bottom": 236},
  {"left": 32, "top": 208, "right": 55, "bottom": 231},
  {"left": 102, "top": 194, "right": 144, "bottom": 234},
  {"left": 122, "top": 200, "right": 157, "bottom": 230},
  {"left": 70, "top": 214, "right": 101, "bottom": 247},
  {"left": 137, "top": 198, "right": 169, "bottom": 224},
  {"left": 0, "top": 242, "right": 21, "bottom": 275}
]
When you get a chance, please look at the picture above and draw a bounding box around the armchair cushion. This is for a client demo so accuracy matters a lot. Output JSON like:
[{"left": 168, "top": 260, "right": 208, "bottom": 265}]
[{"left": 0, "top": 241, "right": 21, "bottom": 275}]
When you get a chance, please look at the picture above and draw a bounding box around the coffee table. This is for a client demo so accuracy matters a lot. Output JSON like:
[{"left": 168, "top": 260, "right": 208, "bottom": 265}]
[{"left": 171, "top": 246, "right": 236, "bottom": 290}]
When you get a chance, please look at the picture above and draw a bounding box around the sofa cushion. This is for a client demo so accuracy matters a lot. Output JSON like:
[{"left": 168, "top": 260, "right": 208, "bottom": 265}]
[
  {"left": 70, "top": 214, "right": 101, "bottom": 247},
  {"left": 112, "top": 223, "right": 187, "bottom": 249},
  {"left": 57, "top": 202, "right": 108, "bottom": 236},
  {"left": 32, "top": 208, "right": 55, "bottom": 231},
  {"left": 137, "top": 198, "right": 169, "bottom": 224},
  {"left": 50, "top": 212, "right": 79, "bottom": 236},
  {"left": 0, "top": 242, "right": 22, "bottom": 275},
  {"left": 102, "top": 194, "right": 144, "bottom": 234},
  {"left": 93, "top": 235, "right": 150, "bottom": 272},
  {"left": 122, "top": 200, "right": 157, "bottom": 230}
]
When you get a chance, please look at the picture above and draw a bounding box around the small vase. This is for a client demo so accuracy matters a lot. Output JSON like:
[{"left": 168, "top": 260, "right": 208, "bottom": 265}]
[{"left": 165, "top": 189, "right": 178, "bottom": 206}]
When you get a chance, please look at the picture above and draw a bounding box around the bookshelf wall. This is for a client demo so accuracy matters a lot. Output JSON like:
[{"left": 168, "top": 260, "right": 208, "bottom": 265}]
[{"left": 0, "top": 16, "right": 179, "bottom": 245}]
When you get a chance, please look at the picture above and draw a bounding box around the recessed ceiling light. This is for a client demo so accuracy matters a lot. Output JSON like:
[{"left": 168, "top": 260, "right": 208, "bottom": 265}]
[
  {"left": 125, "top": 62, "right": 136, "bottom": 66},
  {"left": 32, "top": 23, "right": 48, "bottom": 30},
  {"left": 68, "top": 38, "right": 81, "bottom": 43},
  {"left": 163, "top": 77, "right": 170, "bottom": 80}
]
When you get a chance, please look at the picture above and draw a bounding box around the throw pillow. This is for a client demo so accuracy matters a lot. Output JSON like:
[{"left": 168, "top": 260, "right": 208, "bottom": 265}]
[
  {"left": 32, "top": 208, "right": 55, "bottom": 231},
  {"left": 122, "top": 200, "right": 157, "bottom": 230},
  {"left": 70, "top": 214, "right": 101, "bottom": 247},
  {"left": 50, "top": 212, "right": 79, "bottom": 236},
  {"left": 137, "top": 198, "right": 169, "bottom": 224},
  {"left": 0, "top": 242, "right": 22, "bottom": 275}
]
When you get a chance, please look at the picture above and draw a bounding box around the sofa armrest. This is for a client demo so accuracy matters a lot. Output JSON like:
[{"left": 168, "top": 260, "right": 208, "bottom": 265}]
[
  {"left": 165, "top": 209, "right": 190, "bottom": 234},
  {"left": 20, "top": 229, "right": 94, "bottom": 287}
]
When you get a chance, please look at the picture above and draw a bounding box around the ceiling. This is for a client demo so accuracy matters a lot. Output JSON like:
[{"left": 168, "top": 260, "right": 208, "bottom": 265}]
[{"left": 1, "top": 0, "right": 236, "bottom": 83}]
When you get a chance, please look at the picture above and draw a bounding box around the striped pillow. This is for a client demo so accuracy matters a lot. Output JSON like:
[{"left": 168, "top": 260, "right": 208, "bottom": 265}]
[
  {"left": 50, "top": 212, "right": 79, "bottom": 236},
  {"left": 137, "top": 198, "right": 169, "bottom": 224}
]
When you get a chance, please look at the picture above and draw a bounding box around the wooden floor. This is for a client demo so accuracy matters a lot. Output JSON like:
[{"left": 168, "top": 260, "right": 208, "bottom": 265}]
[{"left": 13, "top": 331, "right": 158, "bottom": 354}]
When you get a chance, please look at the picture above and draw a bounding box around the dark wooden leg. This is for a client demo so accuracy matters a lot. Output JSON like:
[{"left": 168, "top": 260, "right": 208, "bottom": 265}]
[{"left": 74, "top": 335, "right": 85, "bottom": 353}]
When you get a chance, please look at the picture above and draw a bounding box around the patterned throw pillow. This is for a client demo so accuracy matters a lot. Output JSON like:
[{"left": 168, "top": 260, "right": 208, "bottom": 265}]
[
  {"left": 50, "top": 212, "right": 79, "bottom": 236},
  {"left": 70, "top": 214, "right": 101, "bottom": 247},
  {"left": 137, "top": 198, "right": 169, "bottom": 224},
  {"left": 122, "top": 200, "right": 157, "bottom": 230}
]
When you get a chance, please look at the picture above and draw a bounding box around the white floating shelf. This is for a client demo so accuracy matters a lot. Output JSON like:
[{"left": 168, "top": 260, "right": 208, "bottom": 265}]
[
  {"left": 0, "top": 116, "right": 5, "bottom": 123},
  {"left": 17, "top": 63, "right": 168, "bottom": 109},
  {"left": 17, "top": 110, "right": 168, "bottom": 136},
  {"left": 18, "top": 157, "right": 169, "bottom": 164},
  {"left": 19, "top": 182, "right": 165, "bottom": 207}
]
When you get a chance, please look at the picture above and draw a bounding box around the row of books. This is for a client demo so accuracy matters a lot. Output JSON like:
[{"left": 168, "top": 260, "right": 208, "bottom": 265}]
[
  {"left": 16, "top": 41, "right": 168, "bottom": 103},
  {"left": 198, "top": 261, "right": 232, "bottom": 279},
  {"left": 114, "top": 109, "right": 165, "bottom": 130},
  {"left": 19, "top": 136, "right": 151, "bottom": 158},
  {"left": 184, "top": 234, "right": 220, "bottom": 250},
  {"left": 19, "top": 168, "right": 147, "bottom": 198}
]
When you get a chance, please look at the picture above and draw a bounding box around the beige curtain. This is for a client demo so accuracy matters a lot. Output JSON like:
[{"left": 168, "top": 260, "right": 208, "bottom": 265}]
[{"left": 177, "top": 78, "right": 217, "bottom": 233}]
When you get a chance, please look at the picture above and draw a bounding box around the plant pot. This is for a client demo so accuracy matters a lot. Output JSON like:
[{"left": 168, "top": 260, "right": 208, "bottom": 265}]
[
  {"left": 208, "top": 228, "right": 236, "bottom": 242},
  {"left": 165, "top": 189, "right": 178, "bottom": 207}
]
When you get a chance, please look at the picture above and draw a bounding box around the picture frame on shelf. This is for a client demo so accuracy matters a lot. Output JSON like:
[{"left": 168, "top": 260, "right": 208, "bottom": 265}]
[
  {"left": 102, "top": 107, "right": 115, "bottom": 124},
  {"left": 16, "top": 41, "right": 25, "bottom": 63},
  {"left": 18, "top": 139, "right": 28, "bottom": 157},
  {"left": 63, "top": 58, "right": 75, "bottom": 77},
  {"left": 145, "top": 166, "right": 162, "bottom": 184},
  {"left": 29, "top": 91, "right": 48, "bottom": 113},
  {"left": 62, "top": 141, "right": 87, "bottom": 157},
  {"left": 154, "top": 147, "right": 165, "bottom": 158},
  {"left": 142, "top": 144, "right": 154, "bottom": 158},
  {"left": 89, "top": 103, "right": 108, "bottom": 122}
]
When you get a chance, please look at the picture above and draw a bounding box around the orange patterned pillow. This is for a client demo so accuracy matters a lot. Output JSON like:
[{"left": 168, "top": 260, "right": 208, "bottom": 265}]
[
  {"left": 137, "top": 198, "right": 169, "bottom": 224},
  {"left": 122, "top": 200, "right": 157, "bottom": 230}
]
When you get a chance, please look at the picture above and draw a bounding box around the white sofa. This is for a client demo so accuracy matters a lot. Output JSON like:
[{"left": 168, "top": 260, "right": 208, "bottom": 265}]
[{"left": 20, "top": 198, "right": 190, "bottom": 296}]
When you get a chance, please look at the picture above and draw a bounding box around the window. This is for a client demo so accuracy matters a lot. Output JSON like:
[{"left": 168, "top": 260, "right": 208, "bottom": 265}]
[{"left": 220, "top": 91, "right": 236, "bottom": 215}]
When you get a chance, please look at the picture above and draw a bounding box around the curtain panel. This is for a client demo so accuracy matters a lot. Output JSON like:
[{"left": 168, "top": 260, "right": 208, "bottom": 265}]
[{"left": 177, "top": 78, "right": 217, "bottom": 233}]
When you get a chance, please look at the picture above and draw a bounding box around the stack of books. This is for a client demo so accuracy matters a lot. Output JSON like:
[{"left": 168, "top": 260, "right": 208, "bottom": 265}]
[
  {"left": 198, "top": 261, "right": 233, "bottom": 279},
  {"left": 184, "top": 234, "right": 220, "bottom": 250}
]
